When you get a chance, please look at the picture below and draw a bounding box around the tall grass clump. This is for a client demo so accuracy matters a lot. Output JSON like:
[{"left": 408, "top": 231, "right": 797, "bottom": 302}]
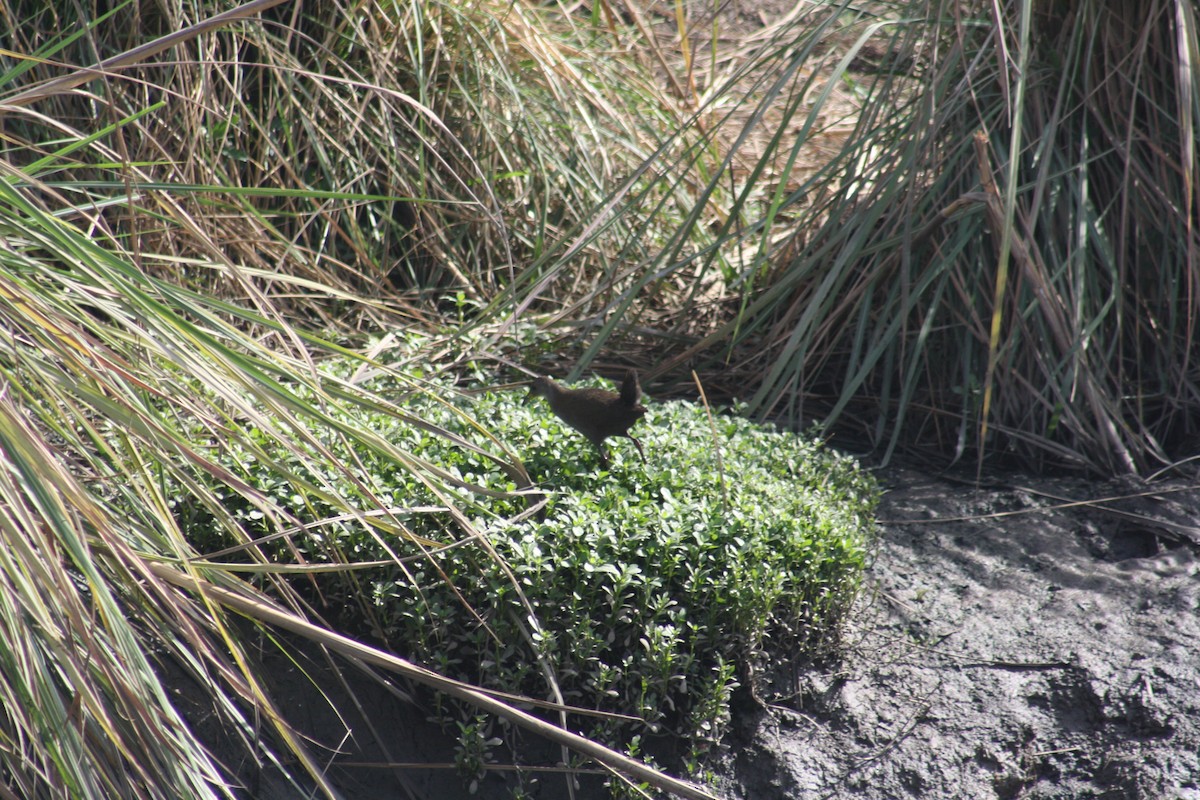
[
  {"left": 747, "top": 0, "right": 1200, "bottom": 475},
  {"left": 515, "top": 0, "right": 1200, "bottom": 476},
  {"left": 3, "top": 0, "right": 711, "bottom": 319}
]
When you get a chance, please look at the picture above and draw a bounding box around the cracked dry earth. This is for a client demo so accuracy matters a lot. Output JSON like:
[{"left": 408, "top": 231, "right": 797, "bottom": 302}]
[{"left": 716, "top": 466, "right": 1200, "bottom": 800}]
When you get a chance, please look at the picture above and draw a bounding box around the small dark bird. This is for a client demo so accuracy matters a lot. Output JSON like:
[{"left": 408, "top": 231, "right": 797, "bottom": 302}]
[{"left": 526, "top": 371, "right": 647, "bottom": 466}]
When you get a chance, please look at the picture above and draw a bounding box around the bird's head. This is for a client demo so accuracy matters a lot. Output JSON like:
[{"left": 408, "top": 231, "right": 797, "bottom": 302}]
[{"left": 524, "top": 376, "right": 553, "bottom": 404}]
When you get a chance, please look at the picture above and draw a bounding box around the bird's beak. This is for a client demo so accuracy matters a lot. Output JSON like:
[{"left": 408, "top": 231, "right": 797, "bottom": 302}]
[{"left": 523, "top": 386, "right": 536, "bottom": 405}]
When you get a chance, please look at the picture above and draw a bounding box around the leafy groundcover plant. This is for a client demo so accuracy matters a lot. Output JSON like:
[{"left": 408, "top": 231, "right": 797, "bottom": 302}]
[{"left": 185, "top": 351, "right": 877, "bottom": 771}]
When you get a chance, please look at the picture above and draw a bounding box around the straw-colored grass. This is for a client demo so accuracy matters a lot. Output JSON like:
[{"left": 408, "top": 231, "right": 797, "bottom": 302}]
[{"left": 511, "top": 0, "right": 1200, "bottom": 476}]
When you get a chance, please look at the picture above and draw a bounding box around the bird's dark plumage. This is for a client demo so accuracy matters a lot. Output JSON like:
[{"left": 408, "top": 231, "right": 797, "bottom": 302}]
[{"left": 526, "top": 371, "right": 647, "bottom": 466}]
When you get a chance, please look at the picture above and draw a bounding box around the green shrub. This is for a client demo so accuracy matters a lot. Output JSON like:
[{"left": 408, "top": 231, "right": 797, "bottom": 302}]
[{"left": 185, "top": 355, "right": 877, "bottom": 751}]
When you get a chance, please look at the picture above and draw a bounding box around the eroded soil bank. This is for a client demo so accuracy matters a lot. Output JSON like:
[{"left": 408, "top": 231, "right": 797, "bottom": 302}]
[{"left": 716, "top": 466, "right": 1200, "bottom": 799}]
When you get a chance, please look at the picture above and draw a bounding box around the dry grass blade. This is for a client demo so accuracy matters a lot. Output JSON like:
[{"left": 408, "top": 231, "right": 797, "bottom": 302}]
[
  {"left": 148, "top": 561, "right": 720, "bottom": 800},
  {"left": 0, "top": 394, "right": 236, "bottom": 799},
  {"left": 4, "top": 0, "right": 291, "bottom": 107}
]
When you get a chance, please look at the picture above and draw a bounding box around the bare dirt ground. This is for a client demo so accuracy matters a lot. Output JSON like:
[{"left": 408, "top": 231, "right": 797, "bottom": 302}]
[{"left": 716, "top": 464, "right": 1200, "bottom": 799}]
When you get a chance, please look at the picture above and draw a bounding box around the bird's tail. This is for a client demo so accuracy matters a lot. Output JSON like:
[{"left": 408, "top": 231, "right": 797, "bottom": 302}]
[{"left": 620, "top": 370, "right": 642, "bottom": 406}]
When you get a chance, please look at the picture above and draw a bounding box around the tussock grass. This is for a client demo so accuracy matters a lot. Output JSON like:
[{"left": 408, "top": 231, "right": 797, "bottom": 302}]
[{"left": 519, "top": 0, "right": 1200, "bottom": 475}]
